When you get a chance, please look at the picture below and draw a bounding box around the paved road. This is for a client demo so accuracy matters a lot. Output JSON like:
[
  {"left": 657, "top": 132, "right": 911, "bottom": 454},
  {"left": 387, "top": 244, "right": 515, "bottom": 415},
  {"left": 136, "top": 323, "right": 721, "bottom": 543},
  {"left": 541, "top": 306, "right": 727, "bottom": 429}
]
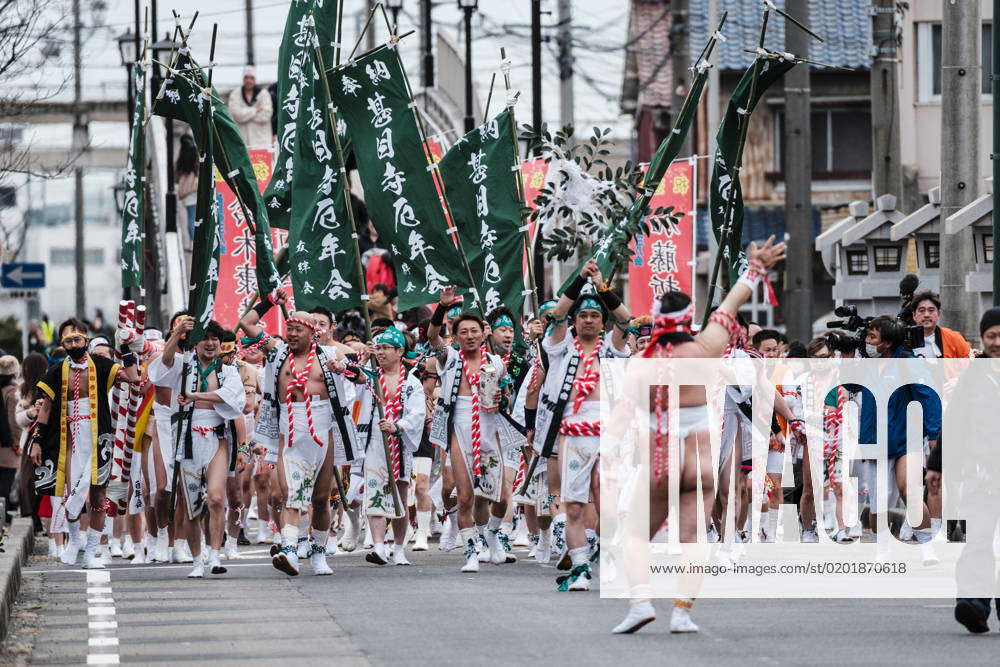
[{"left": 3, "top": 539, "right": 1000, "bottom": 666}]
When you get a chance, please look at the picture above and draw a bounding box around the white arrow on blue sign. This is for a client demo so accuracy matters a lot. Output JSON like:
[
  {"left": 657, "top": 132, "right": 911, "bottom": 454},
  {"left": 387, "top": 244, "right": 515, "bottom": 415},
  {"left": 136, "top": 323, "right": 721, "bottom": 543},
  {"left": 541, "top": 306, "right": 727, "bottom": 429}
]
[{"left": 1, "top": 263, "right": 46, "bottom": 289}]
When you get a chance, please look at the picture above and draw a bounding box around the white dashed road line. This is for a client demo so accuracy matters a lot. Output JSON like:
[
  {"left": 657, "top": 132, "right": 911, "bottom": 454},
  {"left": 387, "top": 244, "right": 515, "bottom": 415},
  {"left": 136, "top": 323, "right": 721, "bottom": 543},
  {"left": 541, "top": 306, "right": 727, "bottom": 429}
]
[{"left": 85, "top": 570, "right": 120, "bottom": 665}]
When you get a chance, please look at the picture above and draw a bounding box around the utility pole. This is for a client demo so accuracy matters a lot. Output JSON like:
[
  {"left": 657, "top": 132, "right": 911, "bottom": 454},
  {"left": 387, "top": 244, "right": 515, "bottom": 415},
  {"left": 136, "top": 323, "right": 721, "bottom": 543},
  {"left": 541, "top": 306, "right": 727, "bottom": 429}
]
[
  {"left": 940, "top": 0, "right": 982, "bottom": 337},
  {"left": 73, "top": 0, "right": 87, "bottom": 318},
  {"left": 783, "top": 0, "right": 812, "bottom": 341},
  {"left": 556, "top": 0, "right": 573, "bottom": 131},
  {"left": 245, "top": 0, "right": 255, "bottom": 66},
  {"left": 421, "top": 0, "right": 434, "bottom": 88},
  {"left": 870, "top": 0, "right": 902, "bottom": 200},
  {"left": 531, "top": 0, "right": 544, "bottom": 298}
]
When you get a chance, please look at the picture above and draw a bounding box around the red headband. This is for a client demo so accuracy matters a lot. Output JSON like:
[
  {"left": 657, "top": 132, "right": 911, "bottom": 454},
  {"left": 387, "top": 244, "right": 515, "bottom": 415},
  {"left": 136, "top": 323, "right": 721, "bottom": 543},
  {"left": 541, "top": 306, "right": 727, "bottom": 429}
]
[
  {"left": 651, "top": 302, "right": 694, "bottom": 335},
  {"left": 286, "top": 317, "right": 317, "bottom": 331}
]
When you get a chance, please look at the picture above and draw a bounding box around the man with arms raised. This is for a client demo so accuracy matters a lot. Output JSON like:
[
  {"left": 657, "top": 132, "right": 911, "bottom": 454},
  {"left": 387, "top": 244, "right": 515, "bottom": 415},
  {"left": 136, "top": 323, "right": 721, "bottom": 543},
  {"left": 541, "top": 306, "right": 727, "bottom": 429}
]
[
  {"left": 147, "top": 316, "right": 245, "bottom": 578},
  {"left": 239, "top": 292, "right": 360, "bottom": 576},
  {"left": 533, "top": 259, "right": 632, "bottom": 591},
  {"left": 427, "top": 288, "right": 508, "bottom": 572}
]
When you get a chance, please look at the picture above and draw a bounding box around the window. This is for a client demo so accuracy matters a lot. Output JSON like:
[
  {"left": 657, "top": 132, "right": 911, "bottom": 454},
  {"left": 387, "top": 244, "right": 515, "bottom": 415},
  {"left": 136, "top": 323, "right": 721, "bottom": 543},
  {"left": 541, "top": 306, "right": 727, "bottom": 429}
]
[
  {"left": 50, "top": 248, "right": 105, "bottom": 266},
  {"left": 985, "top": 234, "right": 994, "bottom": 264},
  {"left": 774, "top": 109, "right": 872, "bottom": 179},
  {"left": 873, "top": 245, "right": 901, "bottom": 272},
  {"left": 923, "top": 239, "right": 940, "bottom": 269},
  {"left": 918, "top": 22, "right": 993, "bottom": 101},
  {"left": 846, "top": 249, "right": 869, "bottom": 275}
]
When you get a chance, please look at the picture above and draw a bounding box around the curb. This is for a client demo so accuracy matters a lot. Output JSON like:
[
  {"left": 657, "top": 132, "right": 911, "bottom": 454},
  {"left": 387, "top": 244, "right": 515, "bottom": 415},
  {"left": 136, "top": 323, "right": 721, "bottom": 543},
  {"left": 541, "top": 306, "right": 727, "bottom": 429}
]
[{"left": 0, "top": 518, "right": 35, "bottom": 642}]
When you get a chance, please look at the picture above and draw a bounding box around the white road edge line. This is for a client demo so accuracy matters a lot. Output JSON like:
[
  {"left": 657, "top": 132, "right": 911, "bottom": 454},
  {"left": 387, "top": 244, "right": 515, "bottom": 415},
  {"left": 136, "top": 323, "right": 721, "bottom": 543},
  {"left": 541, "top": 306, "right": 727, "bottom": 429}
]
[{"left": 86, "top": 569, "right": 120, "bottom": 665}]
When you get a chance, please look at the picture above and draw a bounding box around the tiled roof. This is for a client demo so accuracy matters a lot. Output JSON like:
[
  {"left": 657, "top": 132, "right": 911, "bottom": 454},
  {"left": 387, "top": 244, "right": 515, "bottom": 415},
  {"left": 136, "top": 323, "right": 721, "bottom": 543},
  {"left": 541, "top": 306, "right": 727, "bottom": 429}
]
[
  {"left": 621, "top": 1, "right": 675, "bottom": 112},
  {"left": 687, "top": 0, "right": 871, "bottom": 71}
]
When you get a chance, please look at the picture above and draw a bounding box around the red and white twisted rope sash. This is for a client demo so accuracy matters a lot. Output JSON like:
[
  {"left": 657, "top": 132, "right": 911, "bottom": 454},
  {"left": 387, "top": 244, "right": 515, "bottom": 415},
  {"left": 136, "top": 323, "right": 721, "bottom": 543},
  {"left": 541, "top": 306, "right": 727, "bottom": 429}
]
[
  {"left": 823, "top": 385, "right": 847, "bottom": 492},
  {"left": 570, "top": 338, "right": 600, "bottom": 415},
  {"left": 191, "top": 425, "right": 217, "bottom": 436},
  {"left": 286, "top": 343, "right": 326, "bottom": 449},
  {"left": 461, "top": 344, "right": 489, "bottom": 477},
  {"left": 378, "top": 364, "right": 407, "bottom": 479},
  {"left": 558, "top": 420, "right": 600, "bottom": 437}
]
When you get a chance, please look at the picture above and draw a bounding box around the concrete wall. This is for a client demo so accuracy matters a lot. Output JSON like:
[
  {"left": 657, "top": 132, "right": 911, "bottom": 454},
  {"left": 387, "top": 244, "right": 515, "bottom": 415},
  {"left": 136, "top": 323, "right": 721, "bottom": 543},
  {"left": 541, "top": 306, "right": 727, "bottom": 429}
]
[{"left": 900, "top": 2, "right": 995, "bottom": 196}]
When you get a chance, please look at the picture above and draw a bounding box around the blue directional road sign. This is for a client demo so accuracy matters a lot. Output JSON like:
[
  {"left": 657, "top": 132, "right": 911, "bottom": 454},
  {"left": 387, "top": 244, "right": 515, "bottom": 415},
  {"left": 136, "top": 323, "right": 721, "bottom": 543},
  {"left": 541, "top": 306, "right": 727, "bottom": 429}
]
[{"left": 1, "top": 263, "right": 46, "bottom": 289}]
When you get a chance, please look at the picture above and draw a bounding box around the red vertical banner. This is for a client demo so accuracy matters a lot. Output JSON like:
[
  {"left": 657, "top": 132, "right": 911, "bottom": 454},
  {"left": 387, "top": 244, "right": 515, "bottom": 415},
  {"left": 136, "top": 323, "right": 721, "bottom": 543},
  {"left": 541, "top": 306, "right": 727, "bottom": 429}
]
[
  {"left": 213, "top": 149, "right": 291, "bottom": 333},
  {"left": 520, "top": 158, "right": 550, "bottom": 279},
  {"left": 627, "top": 158, "right": 697, "bottom": 317}
]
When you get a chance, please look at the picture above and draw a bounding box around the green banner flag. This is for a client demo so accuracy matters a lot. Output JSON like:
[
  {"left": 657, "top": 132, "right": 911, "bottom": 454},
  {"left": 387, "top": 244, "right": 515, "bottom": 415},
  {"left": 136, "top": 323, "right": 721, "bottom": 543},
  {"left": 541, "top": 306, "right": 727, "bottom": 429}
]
[
  {"left": 154, "top": 50, "right": 281, "bottom": 300},
  {"left": 188, "top": 94, "right": 222, "bottom": 343},
  {"left": 710, "top": 56, "right": 795, "bottom": 286},
  {"left": 439, "top": 108, "right": 526, "bottom": 316},
  {"left": 120, "top": 63, "right": 147, "bottom": 290},
  {"left": 287, "top": 21, "right": 362, "bottom": 311},
  {"left": 263, "top": 0, "right": 320, "bottom": 230},
  {"left": 329, "top": 45, "right": 472, "bottom": 312}
]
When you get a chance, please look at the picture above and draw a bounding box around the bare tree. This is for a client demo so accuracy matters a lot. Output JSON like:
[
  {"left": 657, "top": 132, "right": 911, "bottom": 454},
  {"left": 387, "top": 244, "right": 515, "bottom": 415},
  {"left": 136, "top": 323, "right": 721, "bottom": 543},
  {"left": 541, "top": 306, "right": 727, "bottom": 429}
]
[{"left": 0, "top": 0, "right": 73, "bottom": 261}]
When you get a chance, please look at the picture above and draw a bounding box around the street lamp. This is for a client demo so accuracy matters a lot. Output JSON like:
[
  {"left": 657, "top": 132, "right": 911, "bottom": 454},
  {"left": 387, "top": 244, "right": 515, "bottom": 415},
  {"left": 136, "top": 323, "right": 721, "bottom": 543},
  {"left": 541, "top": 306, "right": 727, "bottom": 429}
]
[
  {"left": 458, "top": 0, "right": 478, "bottom": 132},
  {"left": 117, "top": 29, "right": 138, "bottom": 127},
  {"left": 385, "top": 0, "right": 403, "bottom": 31}
]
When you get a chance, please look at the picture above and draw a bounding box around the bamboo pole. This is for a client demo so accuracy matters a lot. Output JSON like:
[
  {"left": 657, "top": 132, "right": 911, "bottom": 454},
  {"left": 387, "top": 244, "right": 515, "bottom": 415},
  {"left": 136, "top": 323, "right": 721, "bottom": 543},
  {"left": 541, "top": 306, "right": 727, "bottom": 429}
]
[
  {"left": 311, "top": 12, "right": 401, "bottom": 517},
  {"left": 702, "top": 9, "right": 771, "bottom": 328}
]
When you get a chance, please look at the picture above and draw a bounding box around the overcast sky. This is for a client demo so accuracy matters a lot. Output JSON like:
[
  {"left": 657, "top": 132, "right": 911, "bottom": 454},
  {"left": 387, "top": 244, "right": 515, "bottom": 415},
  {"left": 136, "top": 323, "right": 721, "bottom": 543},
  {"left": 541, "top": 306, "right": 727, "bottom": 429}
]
[{"left": 18, "top": 0, "right": 632, "bottom": 143}]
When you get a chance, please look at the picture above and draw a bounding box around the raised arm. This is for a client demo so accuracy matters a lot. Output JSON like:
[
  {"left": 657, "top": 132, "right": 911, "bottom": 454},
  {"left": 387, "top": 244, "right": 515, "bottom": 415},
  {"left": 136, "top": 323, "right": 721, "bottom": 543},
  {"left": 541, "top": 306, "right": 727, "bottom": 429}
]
[
  {"left": 161, "top": 316, "right": 194, "bottom": 369},
  {"left": 592, "top": 263, "right": 632, "bottom": 352},
  {"left": 427, "top": 285, "right": 458, "bottom": 351},
  {"left": 238, "top": 290, "right": 285, "bottom": 353},
  {"left": 549, "top": 259, "right": 600, "bottom": 345},
  {"left": 693, "top": 237, "right": 786, "bottom": 357}
]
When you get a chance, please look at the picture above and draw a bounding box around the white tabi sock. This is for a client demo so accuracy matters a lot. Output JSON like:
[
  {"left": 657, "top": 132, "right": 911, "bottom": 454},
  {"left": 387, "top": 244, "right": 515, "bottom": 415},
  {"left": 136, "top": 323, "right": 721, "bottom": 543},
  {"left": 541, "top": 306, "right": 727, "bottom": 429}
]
[
  {"left": 585, "top": 528, "right": 597, "bottom": 543},
  {"left": 312, "top": 532, "right": 328, "bottom": 551},
  {"left": 760, "top": 510, "right": 770, "bottom": 536},
  {"left": 459, "top": 527, "right": 475, "bottom": 542},
  {"left": 85, "top": 528, "right": 102, "bottom": 551},
  {"left": 930, "top": 518, "right": 942, "bottom": 536},
  {"left": 476, "top": 524, "right": 486, "bottom": 537},
  {"left": 394, "top": 543, "right": 406, "bottom": 559},
  {"left": 767, "top": 511, "right": 778, "bottom": 540},
  {"left": 568, "top": 545, "right": 589, "bottom": 567},
  {"left": 281, "top": 525, "right": 299, "bottom": 549},
  {"left": 486, "top": 516, "right": 502, "bottom": 533},
  {"left": 67, "top": 519, "right": 81, "bottom": 545},
  {"left": 416, "top": 511, "right": 431, "bottom": 534}
]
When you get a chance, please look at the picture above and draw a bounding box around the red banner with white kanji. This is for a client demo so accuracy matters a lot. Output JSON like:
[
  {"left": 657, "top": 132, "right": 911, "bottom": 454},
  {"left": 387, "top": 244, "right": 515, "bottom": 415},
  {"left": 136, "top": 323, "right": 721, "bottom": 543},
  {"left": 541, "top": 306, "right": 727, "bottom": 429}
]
[
  {"left": 627, "top": 158, "right": 697, "bottom": 317},
  {"left": 213, "top": 149, "right": 291, "bottom": 333}
]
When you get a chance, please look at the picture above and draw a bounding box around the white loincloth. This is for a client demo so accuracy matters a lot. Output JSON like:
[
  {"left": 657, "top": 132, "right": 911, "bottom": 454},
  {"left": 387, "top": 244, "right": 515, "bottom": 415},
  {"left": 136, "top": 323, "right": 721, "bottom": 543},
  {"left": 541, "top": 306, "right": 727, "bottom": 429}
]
[
  {"left": 451, "top": 396, "right": 503, "bottom": 502},
  {"left": 279, "top": 398, "right": 334, "bottom": 510}
]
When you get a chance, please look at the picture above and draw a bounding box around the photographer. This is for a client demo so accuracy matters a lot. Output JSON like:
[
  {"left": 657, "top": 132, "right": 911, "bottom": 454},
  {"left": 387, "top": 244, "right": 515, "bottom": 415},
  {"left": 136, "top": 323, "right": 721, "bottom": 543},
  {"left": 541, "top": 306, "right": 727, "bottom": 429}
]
[
  {"left": 862, "top": 316, "right": 941, "bottom": 551},
  {"left": 906, "top": 291, "right": 971, "bottom": 359}
]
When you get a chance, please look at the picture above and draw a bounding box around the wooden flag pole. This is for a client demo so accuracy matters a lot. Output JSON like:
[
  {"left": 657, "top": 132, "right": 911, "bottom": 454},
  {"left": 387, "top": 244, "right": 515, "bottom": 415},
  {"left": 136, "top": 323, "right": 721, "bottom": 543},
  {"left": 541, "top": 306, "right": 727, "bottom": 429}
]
[
  {"left": 702, "top": 8, "right": 771, "bottom": 327},
  {"left": 312, "top": 11, "right": 401, "bottom": 517}
]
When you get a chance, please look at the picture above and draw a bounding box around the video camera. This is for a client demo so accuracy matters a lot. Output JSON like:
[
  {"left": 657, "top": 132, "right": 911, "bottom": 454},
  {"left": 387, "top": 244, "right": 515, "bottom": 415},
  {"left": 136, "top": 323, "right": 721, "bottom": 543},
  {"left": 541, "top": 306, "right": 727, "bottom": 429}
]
[
  {"left": 824, "top": 273, "right": 925, "bottom": 356},
  {"left": 824, "top": 305, "right": 870, "bottom": 354}
]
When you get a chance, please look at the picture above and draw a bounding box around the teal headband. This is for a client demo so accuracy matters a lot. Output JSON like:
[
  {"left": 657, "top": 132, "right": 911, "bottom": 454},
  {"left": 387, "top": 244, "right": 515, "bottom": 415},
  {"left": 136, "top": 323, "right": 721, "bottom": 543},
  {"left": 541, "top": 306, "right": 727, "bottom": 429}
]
[
  {"left": 373, "top": 327, "right": 406, "bottom": 349},
  {"left": 538, "top": 300, "right": 557, "bottom": 315},
  {"left": 491, "top": 314, "right": 514, "bottom": 330},
  {"left": 446, "top": 305, "right": 463, "bottom": 319},
  {"left": 573, "top": 296, "right": 604, "bottom": 316}
]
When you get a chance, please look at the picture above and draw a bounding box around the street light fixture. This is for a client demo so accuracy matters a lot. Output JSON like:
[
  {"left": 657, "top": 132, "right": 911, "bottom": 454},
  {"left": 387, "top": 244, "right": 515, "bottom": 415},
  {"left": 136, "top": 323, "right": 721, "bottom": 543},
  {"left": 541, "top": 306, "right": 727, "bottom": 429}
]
[
  {"left": 117, "top": 29, "right": 138, "bottom": 128},
  {"left": 458, "top": 0, "right": 478, "bottom": 132},
  {"left": 385, "top": 0, "right": 403, "bottom": 29}
]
